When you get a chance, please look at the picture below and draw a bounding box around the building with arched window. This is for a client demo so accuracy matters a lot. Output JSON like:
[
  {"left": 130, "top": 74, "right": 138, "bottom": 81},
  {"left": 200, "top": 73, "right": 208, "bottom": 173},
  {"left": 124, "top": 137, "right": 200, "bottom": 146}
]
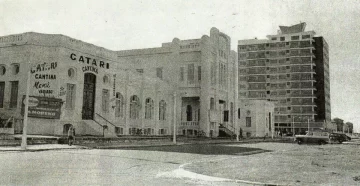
[
  {"left": 0, "top": 32, "right": 175, "bottom": 136},
  {"left": 0, "top": 28, "right": 279, "bottom": 138},
  {"left": 117, "top": 28, "right": 241, "bottom": 137}
]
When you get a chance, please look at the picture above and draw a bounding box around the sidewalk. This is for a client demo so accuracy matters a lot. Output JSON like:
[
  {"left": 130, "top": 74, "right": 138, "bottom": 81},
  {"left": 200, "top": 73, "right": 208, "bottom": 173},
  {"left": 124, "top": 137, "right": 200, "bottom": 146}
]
[
  {"left": 343, "top": 138, "right": 360, "bottom": 145},
  {"left": 0, "top": 144, "right": 87, "bottom": 151},
  {"left": 0, "top": 137, "right": 292, "bottom": 151}
]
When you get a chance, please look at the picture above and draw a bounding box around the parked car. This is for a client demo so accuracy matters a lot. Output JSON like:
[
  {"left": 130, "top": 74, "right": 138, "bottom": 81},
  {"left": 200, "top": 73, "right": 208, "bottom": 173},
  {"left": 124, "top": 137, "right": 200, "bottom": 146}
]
[
  {"left": 329, "top": 133, "right": 351, "bottom": 143},
  {"left": 285, "top": 132, "right": 293, "bottom": 136},
  {"left": 295, "top": 131, "right": 330, "bottom": 145}
]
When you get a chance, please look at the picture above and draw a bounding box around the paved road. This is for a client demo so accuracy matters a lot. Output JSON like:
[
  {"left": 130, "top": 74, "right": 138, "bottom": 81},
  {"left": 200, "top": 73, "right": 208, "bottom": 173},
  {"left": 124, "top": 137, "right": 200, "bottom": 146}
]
[{"left": 0, "top": 144, "right": 265, "bottom": 186}]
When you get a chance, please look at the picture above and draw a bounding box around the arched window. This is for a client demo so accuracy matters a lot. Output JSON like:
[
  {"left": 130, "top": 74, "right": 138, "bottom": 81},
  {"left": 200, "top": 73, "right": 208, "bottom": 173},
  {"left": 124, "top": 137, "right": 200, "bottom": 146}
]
[
  {"left": 186, "top": 105, "right": 192, "bottom": 121},
  {"left": 115, "top": 92, "right": 124, "bottom": 118},
  {"left": 130, "top": 95, "right": 140, "bottom": 119},
  {"left": 159, "top": 100, "right": 166, "bottom": 120},
  {"left": 145, "top": 98, "right": 154, "bottom": 119},
  {"left": 0, "top": 65, "right": 6, "bottom": 75},
  {"left": 68, "top": 68, "right": 76, "bottom": 78},
  {"left": 103, "top": 75, "right": 110, "bottom": 84},
  {"left": 11, "top": 64, "right": 19, "bottom": 75}
]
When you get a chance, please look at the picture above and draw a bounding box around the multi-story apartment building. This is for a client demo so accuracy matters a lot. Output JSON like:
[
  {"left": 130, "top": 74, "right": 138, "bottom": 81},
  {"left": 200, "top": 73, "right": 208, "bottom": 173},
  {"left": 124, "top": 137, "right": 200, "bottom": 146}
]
[{"left": 238, "top": 23, "right": 331, "bottom": 134}]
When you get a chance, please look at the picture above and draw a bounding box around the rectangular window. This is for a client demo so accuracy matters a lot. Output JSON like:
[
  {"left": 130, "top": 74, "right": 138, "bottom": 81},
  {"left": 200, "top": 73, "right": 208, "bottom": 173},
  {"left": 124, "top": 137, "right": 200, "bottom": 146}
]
[
  {"left": 115, "top": 127, "right": 123, "bottom": 135},
  {"left": 102, "top": 89, "right": 110, "bottom": 112},
  {"left": 66, "top": 84, "right": 76, "bottom": 109},
  {"left": 302, "top": 35, "right": 310, "bottom": 39},
  {"left": 180, "top": 67, "right": 184, "bottom": 81},
  {"left": 210, "top": 98, "right": 215, "bottom": 110},
  {"left": 223, "top": 110, "right": 229, "bottom": 122},
  {"left": 156, "top": 67, "right": 163, "bottom": 79},
  {"left": 280, "top": 37, "right": 285, "bottom": 41},
  {"left": 230, "top": 102, "right": 234, "bottom": 123},
  {"left": 0, "top": 82, "right": 4, "bottom": 108},
  {"left": 246, "top": 117, "right": 251, "bottom": 127},
  {"left": 188, "top": 64, "right": 194, "bottom": 83},
  {"left": 136, "top": 69, "right": 143, "bottom": 73},
  {"left": 198, "top": 66, "right": 201, "bottom": 81},
  {"left": 10, "top": 81, "right": 18, "bottom": 108},
  {"left": 291, "top": 36, "right": 300, "bottom": 40},
  {"left": 211, "top": 62, "right": 216, "bottom": 85}
]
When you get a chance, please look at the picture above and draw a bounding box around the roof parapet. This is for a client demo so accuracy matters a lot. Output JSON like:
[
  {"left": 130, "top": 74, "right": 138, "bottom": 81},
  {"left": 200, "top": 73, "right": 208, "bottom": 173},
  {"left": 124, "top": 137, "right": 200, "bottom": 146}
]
[{"left": 279, "top": 22, "right": 306, "bottom": 34}]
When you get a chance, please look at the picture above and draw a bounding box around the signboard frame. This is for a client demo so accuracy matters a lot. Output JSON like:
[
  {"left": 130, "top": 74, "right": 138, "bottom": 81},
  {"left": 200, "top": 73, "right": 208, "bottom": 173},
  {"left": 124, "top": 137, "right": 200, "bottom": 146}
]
[{"left": 21, "top": 95, "right": 63, "bottom": 119}]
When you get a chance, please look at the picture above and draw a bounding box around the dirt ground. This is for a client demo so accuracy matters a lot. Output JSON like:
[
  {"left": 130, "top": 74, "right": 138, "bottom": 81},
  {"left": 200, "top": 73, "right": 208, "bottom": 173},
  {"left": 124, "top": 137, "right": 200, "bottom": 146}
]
[{"left": 184, "top": 142, "right": 360, "bottom": 186}]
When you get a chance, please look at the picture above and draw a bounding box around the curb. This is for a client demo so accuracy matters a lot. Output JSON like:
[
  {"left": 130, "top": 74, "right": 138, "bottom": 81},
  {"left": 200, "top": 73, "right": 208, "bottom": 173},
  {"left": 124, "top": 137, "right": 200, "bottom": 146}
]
[
  {"left": 87, "top": 139, "right": 292, "bottom": 149},
  {"left": 0, "top": 146, "right": 89, "bottom": 152}
]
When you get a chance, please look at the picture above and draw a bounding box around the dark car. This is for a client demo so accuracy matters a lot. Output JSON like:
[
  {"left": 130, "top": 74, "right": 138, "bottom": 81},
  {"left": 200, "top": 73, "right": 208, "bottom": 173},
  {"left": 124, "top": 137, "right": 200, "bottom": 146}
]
[
  {"left": 285, "top": 132, "right": 293, "bottom": 136},
  {"left": 329, "top": 133, "right": 351, "bottom": 143}
]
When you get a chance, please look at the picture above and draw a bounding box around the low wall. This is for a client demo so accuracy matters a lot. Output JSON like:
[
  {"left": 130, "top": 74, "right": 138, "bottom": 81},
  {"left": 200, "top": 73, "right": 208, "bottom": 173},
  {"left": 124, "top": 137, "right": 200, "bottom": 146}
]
[{"left": 0, "top": 128, "right": 14, "bottom": 134}]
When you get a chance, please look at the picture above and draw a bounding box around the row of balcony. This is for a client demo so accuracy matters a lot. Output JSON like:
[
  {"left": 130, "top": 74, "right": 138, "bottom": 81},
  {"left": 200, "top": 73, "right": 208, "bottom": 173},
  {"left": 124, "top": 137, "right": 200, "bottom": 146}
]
[
  {"left": 248, "top": 84, "right": 314, "bottom": 90},
  {"left": 243, "top": 49, "right": 314, "bottom": 60},
  {"left": 276, "top": 110, "right": 316, "bottom": 114},
  {"left": 238, "top": 40, "right": 314, "bottom": 52},
  {"left": 276, "top": 122, "right": 324, "bottom": 128},
  {"left": 240, "top": 57, "right": 314, "bottom": 67},
  {"left": 245, "top": 68, "right": 315, "bottom": 75},
  {"left": 247, "top": 92, "right": 316, "bottom": 99},
  {"left": 244, "top": 74, "right": 314, "bottom": 82}
]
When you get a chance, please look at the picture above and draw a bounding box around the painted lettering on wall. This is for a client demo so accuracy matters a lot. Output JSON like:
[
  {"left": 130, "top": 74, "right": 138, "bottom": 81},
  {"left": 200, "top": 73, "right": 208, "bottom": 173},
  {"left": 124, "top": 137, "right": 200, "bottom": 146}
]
[
  {"left": 113, "top": 74, "right": 116, "bottom": 96},
  {"left": 70, "top": 53, "right": 109, "bottom": 69},
  {"left": 82, "top": 66, "right": 98, "bottom": 74},
  {"left": 59, "top": 86, "right": 66, "bottom": 97},
  {"left": 31, "top": 62, "right": 57, "bottom": 73},
  {"left": 31, "top": 62, "right": 58, "bottom": 96}
]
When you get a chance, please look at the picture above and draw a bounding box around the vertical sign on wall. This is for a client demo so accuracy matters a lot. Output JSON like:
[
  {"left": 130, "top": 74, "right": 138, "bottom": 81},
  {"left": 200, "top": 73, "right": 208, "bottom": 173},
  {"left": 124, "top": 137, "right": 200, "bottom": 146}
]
[{"left": 113, "top": 74, "right": 116, "bottom": 96}]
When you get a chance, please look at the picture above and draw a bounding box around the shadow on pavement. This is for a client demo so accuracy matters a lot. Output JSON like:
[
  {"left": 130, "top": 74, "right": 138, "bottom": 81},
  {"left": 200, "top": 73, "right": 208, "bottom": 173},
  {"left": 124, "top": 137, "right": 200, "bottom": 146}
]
[{"left": 117, "top": 144, "right": 270, "bottom": 155}]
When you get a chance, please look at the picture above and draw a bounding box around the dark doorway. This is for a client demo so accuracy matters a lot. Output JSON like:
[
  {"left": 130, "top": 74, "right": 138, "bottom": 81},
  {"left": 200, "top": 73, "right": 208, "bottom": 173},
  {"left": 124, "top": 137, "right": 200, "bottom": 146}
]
[
  {"left": 186, "top": 105, "right": 192, "bottom": 121},
  {"left": 63, "top": 124, "right": 73, "bottom": 135},
  {"left": 82, "top": 73, "right": 96, "bottom": 120}
]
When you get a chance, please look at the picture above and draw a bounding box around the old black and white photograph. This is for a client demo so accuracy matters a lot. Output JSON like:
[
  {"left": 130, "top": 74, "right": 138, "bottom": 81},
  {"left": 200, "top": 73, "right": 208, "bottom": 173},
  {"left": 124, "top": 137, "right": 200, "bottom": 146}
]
[{"left": 1, "top": 0, "right": 360, "bottom": 185}]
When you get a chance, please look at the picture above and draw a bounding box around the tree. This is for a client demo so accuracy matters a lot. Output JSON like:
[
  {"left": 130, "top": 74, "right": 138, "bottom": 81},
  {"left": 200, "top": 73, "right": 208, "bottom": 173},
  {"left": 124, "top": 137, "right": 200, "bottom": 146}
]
[
  {"left": 333, "top": 118, "right": 344, "bottom": 132},
  {"left": 345, "top": 122, "right": 353, "bottom": 133}
]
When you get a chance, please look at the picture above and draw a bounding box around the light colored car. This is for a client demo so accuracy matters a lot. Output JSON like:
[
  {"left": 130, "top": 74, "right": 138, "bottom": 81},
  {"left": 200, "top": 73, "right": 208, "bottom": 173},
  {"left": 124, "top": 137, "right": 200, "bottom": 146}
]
[{"left": 295, "top": 131, "right": 330, "bottom": 145}]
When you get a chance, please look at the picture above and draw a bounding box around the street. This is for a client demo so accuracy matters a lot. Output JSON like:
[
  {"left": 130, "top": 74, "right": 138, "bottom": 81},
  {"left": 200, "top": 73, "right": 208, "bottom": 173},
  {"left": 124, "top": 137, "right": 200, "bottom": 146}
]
[
  {"left": 1, "top": 142, "right": 360, "bottom": 186},
  {"left": 0, "top": 144, "right": 263, "bottom": 186}
]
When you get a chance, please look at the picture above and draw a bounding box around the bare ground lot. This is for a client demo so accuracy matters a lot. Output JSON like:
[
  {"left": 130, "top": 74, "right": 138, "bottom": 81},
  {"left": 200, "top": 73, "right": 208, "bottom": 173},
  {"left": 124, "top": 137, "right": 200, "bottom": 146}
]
[{"left": 184, "top": 142, "right": 360, "bottom": 185}]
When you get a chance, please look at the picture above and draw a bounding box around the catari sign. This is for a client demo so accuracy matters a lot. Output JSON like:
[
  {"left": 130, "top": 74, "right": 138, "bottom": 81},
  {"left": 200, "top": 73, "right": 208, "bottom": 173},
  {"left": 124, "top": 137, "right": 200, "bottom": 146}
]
[{"left": 21, "top": 96, "right": 62, "bottom": 119}]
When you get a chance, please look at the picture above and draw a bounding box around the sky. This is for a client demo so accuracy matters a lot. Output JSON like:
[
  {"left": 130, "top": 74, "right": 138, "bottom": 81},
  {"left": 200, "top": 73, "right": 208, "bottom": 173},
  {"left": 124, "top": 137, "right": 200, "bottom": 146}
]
[{"left": 1, "top": 0, "right": 360, "bottom": 132}]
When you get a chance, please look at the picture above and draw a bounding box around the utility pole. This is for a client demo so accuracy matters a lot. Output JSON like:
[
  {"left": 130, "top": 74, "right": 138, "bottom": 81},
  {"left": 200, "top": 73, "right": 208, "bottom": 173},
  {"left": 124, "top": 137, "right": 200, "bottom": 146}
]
[
  {"left": 292, "top": 116, "right": 295, "bottom": 137},
  {"left": 173, "top": 91, "right": 177, "bottom": 144},
  {"left": 21, "top": 63, "right": 32, "bottom": 150}
]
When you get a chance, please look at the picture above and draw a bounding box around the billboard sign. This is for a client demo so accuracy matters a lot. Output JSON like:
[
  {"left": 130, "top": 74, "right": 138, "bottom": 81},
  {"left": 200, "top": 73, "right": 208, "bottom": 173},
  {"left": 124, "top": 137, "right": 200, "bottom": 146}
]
[{"left": 21, "top": 96, "right": 62, "bottom": 119}]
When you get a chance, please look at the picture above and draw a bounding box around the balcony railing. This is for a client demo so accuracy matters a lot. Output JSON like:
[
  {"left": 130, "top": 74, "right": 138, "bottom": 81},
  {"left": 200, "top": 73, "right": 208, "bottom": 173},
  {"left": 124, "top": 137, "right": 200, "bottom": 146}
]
[{"left": 180, "top": 121, "right": 199, "bottom": 126}]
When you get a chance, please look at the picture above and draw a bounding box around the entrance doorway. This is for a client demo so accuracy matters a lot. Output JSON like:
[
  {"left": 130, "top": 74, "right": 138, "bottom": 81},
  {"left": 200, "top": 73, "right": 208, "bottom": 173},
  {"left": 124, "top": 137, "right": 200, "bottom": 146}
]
[
  {"left": 82, "top": 73, "right": 96, "bottom": 120},
  {"left": 63, "top": 124, "right": 73, "bottom": 135}
]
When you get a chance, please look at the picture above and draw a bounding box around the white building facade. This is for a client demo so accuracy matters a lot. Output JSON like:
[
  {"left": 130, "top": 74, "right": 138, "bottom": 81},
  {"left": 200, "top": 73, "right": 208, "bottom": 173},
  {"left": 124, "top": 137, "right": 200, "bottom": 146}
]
[
  {"left": 0, "top": 32, "right": 175, "bottom": 136},
  {"left": 117, "top": 28, "right": 239, "bottom": 137},
  {"left": 0, "top": 28, "right": 274, "bottom": 138}
]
